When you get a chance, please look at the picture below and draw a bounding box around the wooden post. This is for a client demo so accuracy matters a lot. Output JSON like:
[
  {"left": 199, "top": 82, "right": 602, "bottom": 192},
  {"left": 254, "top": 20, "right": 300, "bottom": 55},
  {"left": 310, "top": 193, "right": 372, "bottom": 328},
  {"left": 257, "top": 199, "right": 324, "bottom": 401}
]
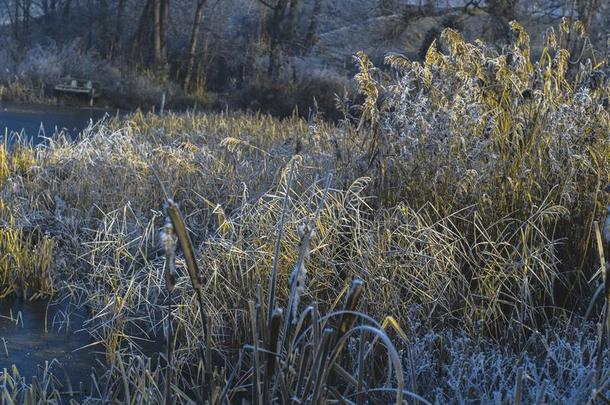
[{"left": 160, "top": 92, "right": 166, "bottom": 115}]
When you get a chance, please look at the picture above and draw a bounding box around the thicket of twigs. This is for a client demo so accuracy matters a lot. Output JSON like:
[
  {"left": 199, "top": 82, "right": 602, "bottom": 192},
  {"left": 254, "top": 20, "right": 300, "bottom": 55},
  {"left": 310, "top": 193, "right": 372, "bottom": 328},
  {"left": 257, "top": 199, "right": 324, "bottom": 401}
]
[{"left": 1, "top": 19, "right": 610, "bottom": 403}]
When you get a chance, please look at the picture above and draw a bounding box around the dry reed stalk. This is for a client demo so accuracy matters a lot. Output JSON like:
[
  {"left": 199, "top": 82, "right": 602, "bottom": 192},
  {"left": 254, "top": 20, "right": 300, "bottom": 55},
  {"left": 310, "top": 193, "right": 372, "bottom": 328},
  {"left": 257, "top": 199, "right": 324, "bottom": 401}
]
[
  {"left": 263, "top": 308, "right": 283, "bottom": 404},
  {"left": 514, "top": 366, "right": 523, "bottom": 405},
  {"left": 248, "top": 300, "right": 262, "bottom": 404},
  {"left": 267, "top": 157, "right": 296, "bottom": 327}
]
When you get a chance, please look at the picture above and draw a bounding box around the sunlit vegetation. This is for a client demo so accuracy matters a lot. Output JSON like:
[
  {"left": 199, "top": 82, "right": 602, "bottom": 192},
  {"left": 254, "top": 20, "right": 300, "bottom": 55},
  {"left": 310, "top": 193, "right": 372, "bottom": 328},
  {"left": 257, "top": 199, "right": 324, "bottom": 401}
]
[{"left": 1, "top": 20, "right": 610, "bottom": 403}]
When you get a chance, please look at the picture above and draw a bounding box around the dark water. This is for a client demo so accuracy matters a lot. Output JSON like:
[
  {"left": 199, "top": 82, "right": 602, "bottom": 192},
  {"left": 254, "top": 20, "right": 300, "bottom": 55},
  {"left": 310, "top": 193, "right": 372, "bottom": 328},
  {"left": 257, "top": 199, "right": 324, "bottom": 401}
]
[
  {"left": 0, "top": 298, "right": 101, "bottom": 388},
  {"left": 0, "top": 102, "right": 114, "bottom": 145},
  {"left": 0, "top": 297, "right": 164, "bottom": 398}
]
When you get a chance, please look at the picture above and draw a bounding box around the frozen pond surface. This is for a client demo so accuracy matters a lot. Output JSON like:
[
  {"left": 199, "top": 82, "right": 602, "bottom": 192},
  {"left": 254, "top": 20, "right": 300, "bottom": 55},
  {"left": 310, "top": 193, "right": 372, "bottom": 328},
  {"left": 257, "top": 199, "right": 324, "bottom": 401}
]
[
  {"left": 0, "top": 297, "right": 164, "bottom": 400},
  {"left": 0, "top": 298, "right": 100, "bottom": 389}
]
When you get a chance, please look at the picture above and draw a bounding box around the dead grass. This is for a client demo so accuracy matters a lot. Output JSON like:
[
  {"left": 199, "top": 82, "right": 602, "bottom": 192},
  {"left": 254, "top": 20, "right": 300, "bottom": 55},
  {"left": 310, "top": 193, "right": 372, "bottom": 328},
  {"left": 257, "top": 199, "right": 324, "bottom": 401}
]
[{"left": 1, "top": 20, "right": 610, "bottom": 403}]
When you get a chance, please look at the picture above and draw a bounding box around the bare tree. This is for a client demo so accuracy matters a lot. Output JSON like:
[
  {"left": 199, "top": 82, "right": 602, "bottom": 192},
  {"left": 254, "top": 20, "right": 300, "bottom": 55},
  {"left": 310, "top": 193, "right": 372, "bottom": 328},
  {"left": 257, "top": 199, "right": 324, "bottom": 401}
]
[
  {"left": 0, "top": 0, "right": 21, "bottom": 45},
  {"left": 154, "top": 0, "right": 162, "bottom": 63},
  {"left": 0, "top": 0, "right": 36, "bottom": 46},
  {"left": 110, "top": 0, "right": 128, "bottom": 60},
  {"left": 184, "top": 0, "right": 208, "bottom": 90},
  {"left": 257, "top": 0, "right": 300, "bottom": 78},
  {"left": 131, "top": 0, "right": 153, "bottom": 61},
  {"left": 303, "top": 0, "right": 322, "bottom": 55},
  {"left": 98, "top": 0, "right": 111, "bottom": 57},
  {"left": 160, "top": 0, "right": 169, "bottom": 63},
  {"left": 153, "top": 0, "right": 169, "bottom": 69}
]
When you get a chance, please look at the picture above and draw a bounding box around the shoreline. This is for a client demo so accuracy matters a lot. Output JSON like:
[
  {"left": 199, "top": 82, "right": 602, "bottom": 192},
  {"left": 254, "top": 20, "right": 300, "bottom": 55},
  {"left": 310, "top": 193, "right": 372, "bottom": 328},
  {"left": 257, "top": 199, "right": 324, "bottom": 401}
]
[{"left": 0, "top": 77, "right": 205, "bottom": 114}]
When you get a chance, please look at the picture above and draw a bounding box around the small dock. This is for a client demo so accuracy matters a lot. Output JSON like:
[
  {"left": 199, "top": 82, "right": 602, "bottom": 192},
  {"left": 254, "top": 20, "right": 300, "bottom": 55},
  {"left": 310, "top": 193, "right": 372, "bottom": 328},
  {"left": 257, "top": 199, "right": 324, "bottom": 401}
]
[{"left": 54, "top": 78, "right": 99, "bottom": 106}]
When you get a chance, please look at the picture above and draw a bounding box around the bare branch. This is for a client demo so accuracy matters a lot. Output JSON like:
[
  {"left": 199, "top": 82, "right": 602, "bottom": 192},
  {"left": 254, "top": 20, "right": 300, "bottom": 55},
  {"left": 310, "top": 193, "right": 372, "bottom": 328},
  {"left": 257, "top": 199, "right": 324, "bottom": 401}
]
[{"left": 255, "top": 0, "right": 276, "bottom": 9}]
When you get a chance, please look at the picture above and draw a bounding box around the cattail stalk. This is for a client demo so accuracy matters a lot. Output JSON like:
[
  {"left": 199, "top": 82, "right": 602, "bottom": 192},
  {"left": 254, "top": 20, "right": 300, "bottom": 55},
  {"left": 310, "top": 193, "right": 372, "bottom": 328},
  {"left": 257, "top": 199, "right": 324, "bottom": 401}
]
[
  {"left": 165, "top": 199, "right": 210, "bottom": 397},
  {"left": 160, "top": 217, "right": 177, "bottom": 404},
  {"left": 271, "top": 175, "right": 332, "bottom": 401}
]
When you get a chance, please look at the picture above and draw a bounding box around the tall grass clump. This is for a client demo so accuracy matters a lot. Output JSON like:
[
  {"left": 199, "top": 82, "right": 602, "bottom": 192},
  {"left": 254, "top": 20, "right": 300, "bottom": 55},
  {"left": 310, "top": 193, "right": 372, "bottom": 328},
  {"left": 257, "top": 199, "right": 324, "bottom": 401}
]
[
  {"left": 347, "top": 19, "right": 610, "bottom": 329},
  {"left": 152, "top": 172, "right": 418, "bottom": 404},
  {"left": 0, "top": 226, "right": 55, "bottom": 299},
  {"left": 0, "top": 138, "right": 54, "bottom": 299}
]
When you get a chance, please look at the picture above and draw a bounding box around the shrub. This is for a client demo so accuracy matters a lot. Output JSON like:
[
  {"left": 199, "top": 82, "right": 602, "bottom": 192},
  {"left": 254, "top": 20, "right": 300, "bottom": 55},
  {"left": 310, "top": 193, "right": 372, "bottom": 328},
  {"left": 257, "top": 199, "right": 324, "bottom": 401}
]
[{"left": 228, "top": 69, "right": 355, "bottom": 120}]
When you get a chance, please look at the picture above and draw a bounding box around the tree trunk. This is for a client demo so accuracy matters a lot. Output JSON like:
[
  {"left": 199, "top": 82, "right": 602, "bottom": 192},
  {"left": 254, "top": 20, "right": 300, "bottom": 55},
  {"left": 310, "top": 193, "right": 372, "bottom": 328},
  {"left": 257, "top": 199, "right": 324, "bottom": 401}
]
[
  {"left": 23, "top": 0, "right": 31, "bottom": 38},
  {"left": 160, "top": 0, "right": 169, "bottom": 66},
  {"left": 111, "top": 0, "right": 127, "bottom": 60},
  {"left": 266, "top": 1, "right": 285, "bottom": 77},
  {"left": 98, "top": 0, "right": 111, "bottom": 58},
  {"left": 153, "top": 0, "right": 162, "bottom": 64},
  {"left": 14, "top": 0, "right": 21, "bottom": 44},
  {"left": 184, "top": 0, "right": 207, "bottom": 91},
  {"left": 303, "top": 0, "right": 322, "bottom": 55},
  {"left": 263, "top": 0, "right": 299, "bottom": 78},
  {"left": 131, "top": 0, "right": 153, "bottom": 61}
]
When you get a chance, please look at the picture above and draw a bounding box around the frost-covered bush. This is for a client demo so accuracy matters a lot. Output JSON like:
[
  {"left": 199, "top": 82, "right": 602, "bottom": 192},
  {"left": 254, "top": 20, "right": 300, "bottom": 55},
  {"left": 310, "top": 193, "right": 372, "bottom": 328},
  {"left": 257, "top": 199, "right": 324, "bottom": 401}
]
[
  {"left": 407, "top": 320, "right": 610, "bottom": 403},
  {"left": 0, "top": 40, "right": 175, "bottom": 105}
]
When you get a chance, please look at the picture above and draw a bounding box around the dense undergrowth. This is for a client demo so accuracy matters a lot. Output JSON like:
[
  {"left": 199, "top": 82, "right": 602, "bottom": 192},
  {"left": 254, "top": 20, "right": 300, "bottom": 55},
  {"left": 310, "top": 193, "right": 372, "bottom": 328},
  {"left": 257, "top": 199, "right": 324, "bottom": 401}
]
[{"left": 1, "top": 20, "right": 610, "bottom": 403}]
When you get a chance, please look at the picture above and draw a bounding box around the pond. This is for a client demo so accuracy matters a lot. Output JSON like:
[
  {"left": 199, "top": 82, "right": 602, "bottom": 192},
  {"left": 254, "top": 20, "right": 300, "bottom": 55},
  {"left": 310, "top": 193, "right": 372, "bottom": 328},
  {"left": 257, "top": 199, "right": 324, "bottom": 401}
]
[
  {"left": 0, "top": 298, "right": 101, "bottom": 391},
  {"left": 0, "top": 297, "right": 164, "bottom": 399},
  {"left": 0, "top": 103, "right": 162, "bottom": 400},
  {"left": 0, "top": 102, "right": 116, "bottom": 145}
]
